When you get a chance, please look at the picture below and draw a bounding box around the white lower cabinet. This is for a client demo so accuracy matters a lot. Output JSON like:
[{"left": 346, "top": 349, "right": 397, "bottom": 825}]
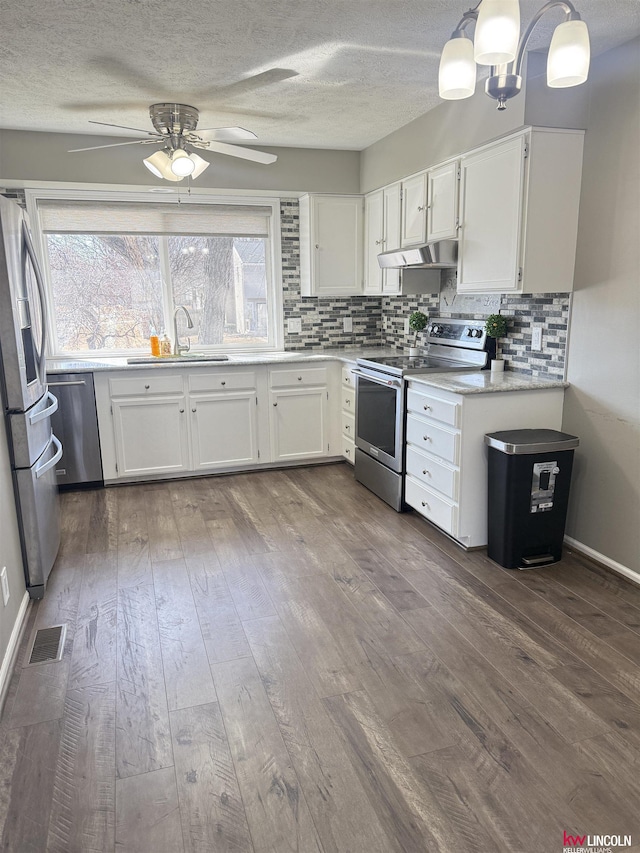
[
  {"left": 404, "top": 379, "right": 565, "bottom": 548},
  {"left": 95, "top": 362, "right": 341, "bottom": 482},
  {"left": 112, "top": 395, "right": 189, "bottom": 477},
  {"left": 340, "top": 362, "right": 356, "bottom": 464}
]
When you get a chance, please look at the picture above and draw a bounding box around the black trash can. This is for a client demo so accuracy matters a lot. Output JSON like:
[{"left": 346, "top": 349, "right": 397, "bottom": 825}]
[{"left": 484, "top": 429, "right": 579, "bottom": 569}]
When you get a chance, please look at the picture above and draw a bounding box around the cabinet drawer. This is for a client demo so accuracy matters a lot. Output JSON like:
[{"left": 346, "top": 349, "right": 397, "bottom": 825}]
[
  {"left": 109, "top": 374, "right": 183, "bottom": 397},
  {"left": 405, "top": 476, "right": 457, "bottom": 535},
  {"left": 269, "top": 366, "right": 328, "bottom": 388},
  {"left": 342, "top": 364, "right": 357, "bottom": 388},
  {"left": 342, "top": 411, "right": 355, "bottom": 440},
  {"left": 342, "top": 387, "right": 355, "bottom": 411},
  {"left": 188, "top": 371, "right": 256, "bottom": 392},
  {"left": 341, "top": 436, "right": 355, "bottom": 464},
  {"left": 406, "top": 414, "right": 459, "bottom": 464},
  {"left": 406, "top": 445, "right": 458, "bottom": 500},
  {"left": 407, "top": 388, "right": 460, "bottom": 427}
]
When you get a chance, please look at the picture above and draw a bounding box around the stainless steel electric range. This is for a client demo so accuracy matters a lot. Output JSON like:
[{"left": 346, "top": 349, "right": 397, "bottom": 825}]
[{"left": 353, "top": 318, "right": 488, "bottom": 511}]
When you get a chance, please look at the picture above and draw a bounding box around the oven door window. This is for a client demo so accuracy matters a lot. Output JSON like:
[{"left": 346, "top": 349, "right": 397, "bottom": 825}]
[{"left": 356, "top": 377, "right": 398, "bottom": 455}]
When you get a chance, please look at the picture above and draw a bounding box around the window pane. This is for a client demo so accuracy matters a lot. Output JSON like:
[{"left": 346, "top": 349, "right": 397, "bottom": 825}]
[
  {"left": 168, "top": 236, "right": 269, "bottom": 347},
  {"left": 46, "top": 234, "right": 163, "bottom": 351}
]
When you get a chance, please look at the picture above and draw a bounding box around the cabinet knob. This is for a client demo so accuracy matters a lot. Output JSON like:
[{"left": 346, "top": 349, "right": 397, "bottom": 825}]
[
  {"left": 144, "top": 384, "right": 150, "bottom": 390},
  {"left": 273, "top": 402, "right": 278, "bottom": 407},
  {"left": 179, "top": 408, "right": 185, "bottom": 413},
  {"left": 421, "top": 501, "right": 430, "bottom": 509},
  {"left": 221, "top": 381, "right": 226, "bottom": 386},
  {"left": 375, "top": 239, "right": 382, "bottom": 245},
  {"left": 423, "top": 435, "right": 430, "bottom": 441},
  {"left": 423, "top": 404, "right": 431, "bottom": 411},
  {"left": 422, "top": 469, "right": 429, "bottom": 476},
  {"left": 297, "top": 376, "right": 302, "bottom": 381},
  {"left": 192, "top": 408, "right": 197, "bottom": 413},
  {"left": 345, "top": 424, "right": 350, "bottom": 431},
  {"left": 345, "top": 399, "right": 350, "bottom": 405},
  {"left": 315, "top": 244, "right": 319, "bottom": 249},
  {"left": 418, "top": 205, "right": 425, "bottom": 212}
]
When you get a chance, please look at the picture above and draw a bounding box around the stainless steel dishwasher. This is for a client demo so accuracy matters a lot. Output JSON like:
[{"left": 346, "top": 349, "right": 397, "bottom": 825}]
[{"left": 46, "top": 372, "right": 103, "bottom": 488}]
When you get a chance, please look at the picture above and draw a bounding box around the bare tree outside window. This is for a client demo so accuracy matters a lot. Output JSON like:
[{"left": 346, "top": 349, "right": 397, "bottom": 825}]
[{"left": 46, "top": 232, "right": 269, "bottom": 353}]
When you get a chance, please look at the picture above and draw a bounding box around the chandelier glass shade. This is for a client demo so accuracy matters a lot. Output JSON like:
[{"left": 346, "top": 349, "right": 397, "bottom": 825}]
[{"left": 474, "top": 0, "right": 520, "bottom": 65}]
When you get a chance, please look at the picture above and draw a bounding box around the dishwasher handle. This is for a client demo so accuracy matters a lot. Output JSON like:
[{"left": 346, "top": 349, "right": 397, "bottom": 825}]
[{"left": 47, "top": 380, "right": 87, "bottom": 387}]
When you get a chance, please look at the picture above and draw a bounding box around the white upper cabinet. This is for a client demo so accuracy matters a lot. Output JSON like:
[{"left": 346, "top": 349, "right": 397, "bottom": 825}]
[
  {"left": 426, "top": 159, "right": 459, "bottom": 242},
  {"left": 364, "top": 182, "right": 401, "bottom": 295},
  {"left": 299, "top": 194, "right": 364, "bottom": 297},
  {"left": 400, "top": 172, "right": 428, "bottom": 247},
  {"left": 457, "top": 128, "right": 584, "bottom": 293}
]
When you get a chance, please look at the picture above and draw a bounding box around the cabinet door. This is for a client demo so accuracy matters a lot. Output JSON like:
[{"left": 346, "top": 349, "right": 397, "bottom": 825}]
[
  {"left": 190, "top": 391, "right": 258, "bottom": 469},
  {"left": 364, "top": 191, "right": 384, "bottom": 294},
  {"left": 112, "top": 396, "right": 189, "bottom": 476},
  {"left": 382, "top": 183, "right": 402, "bottom": 294},
  {"left": 269, "top": 387, "right": 328, "bottom": 461},
  {"left": 457, "top": 135, "right": 526, "bottom": 292},
  {"left": 401, "top": 173, "right": 427, "bottom": 247},
  {"left": 312, "top": 196, "right": 363, "bottom": 296},
  {"left": 427, "top": 160, "right": 459, "bottom": 242}
]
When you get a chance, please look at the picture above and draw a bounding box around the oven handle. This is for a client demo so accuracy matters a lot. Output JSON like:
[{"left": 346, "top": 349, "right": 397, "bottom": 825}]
[{"left": 352, "top": 369, "right": 402, "bottom": 389}]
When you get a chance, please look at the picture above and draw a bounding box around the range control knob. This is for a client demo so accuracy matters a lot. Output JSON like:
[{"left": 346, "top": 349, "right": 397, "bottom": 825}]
[
  {"left": 470, "top": 328, "right": 482, "bottom": 338},
  {"left": 432, "top": 324, "right": 443, "bottom": 335}
]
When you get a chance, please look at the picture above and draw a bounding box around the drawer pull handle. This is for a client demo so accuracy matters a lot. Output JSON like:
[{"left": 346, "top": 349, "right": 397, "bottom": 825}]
[
  {"left": 423, "top": 435, "right": 430, "bottom": 441},
  {"left": 421, "top": 501, "right": 430, "bottom": 509},
  {"left": 423, "top": 404, "right": 431, "bottom": 411},
  {"left": 144, "top": 384, "right": 150, "bottom": 390}
]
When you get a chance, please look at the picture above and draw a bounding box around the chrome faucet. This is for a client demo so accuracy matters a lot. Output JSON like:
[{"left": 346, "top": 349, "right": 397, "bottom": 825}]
[{"left": 173, "top": 306, "right": 194, "bottom": 356}]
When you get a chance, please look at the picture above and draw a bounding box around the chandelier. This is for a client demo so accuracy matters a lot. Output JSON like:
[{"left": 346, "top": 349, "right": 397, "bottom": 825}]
[{"left": 438, "top": 0, "right": 591, "bottom": 110}]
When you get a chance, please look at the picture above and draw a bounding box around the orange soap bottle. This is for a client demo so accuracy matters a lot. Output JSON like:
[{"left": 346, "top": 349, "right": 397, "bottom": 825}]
[{"left": 149, "top": 325, "right": 160, "bottom": 357}]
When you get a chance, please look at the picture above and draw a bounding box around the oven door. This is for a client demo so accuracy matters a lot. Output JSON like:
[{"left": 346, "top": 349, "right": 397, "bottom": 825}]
[{"left": 353, "top": 368, "right": 405, "bottom": 473}]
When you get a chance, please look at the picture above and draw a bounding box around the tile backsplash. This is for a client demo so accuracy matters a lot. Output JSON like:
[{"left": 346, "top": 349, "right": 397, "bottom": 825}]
[{"left": 281, "top": 198, "right": 570, "bottom": 377}]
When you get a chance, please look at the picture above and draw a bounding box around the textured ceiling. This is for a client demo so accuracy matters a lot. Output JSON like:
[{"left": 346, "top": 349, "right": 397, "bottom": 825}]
[{"left": 1, "top": 0, "right": 639, "bottom": 150}]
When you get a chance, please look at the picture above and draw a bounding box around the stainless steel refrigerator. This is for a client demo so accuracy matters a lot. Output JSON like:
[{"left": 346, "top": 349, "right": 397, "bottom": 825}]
[{"left": 0, "top": 195, "right": 62, "bottom": 599}]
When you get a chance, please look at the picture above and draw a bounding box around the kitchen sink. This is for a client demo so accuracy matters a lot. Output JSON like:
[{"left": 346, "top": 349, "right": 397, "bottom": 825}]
[{"left": 127, "top": 354, "right": 230, "bottom": 364}]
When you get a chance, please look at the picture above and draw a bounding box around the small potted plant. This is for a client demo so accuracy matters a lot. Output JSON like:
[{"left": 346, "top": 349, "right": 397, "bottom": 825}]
[
  {"left": 484, "top": 313, "right": 508, "bottom": 372},
  {"left": 408, "top": 311, "right": 429, "bottom": 357}
]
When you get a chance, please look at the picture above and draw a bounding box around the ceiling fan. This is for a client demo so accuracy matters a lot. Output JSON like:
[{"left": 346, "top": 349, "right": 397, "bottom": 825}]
[{"left": 68, "top": 102, "right": 278, "bottom": 182}]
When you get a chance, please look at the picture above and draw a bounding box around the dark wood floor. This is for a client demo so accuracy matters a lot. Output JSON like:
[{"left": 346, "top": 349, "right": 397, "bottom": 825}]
[{"left": 1, "top": 463, "right": 639, "bottom": 852}]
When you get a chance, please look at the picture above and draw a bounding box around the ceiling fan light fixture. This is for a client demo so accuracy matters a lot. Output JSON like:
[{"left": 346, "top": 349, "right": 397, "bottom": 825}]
[
  {"left": 143, "top": 150, "right": 183, "bottom": 181},
  {"left": 170, "top": 149, "right": 196, "bottom": 177}
]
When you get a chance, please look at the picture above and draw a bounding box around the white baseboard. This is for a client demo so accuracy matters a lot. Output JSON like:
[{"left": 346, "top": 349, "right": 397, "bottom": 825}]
[
  {"left": 0, "top": 591, "right": 31, "bottom": 714},
  {"left": 564, "top": 535, "right": 640, "bottom": 587}
]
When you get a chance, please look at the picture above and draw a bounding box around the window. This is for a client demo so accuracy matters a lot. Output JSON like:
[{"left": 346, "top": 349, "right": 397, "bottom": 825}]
[{"left": 30, "top": 194, "right": 282, "bottom": 356}]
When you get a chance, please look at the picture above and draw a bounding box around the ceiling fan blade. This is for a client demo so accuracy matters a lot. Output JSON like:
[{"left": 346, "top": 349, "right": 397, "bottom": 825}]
[
  {"left": 87, "top": 55, "right": 173, "bottom": 99},
  {"left": 88, "top": 120, "right": 162, "bottom": 136},
  {"left": 196, "top": 68, "right": 298, "bottom": 101},
  {"left": 68, "top": 139, "right": 153, "bottom": 153},
  {"left": 197, "top": 126, "right": 258, "bottom": 141},
  {"left": 63, "top": 100, "right": 152, "bottom": 112},
  {"left": 206, "top": 140, "right": 277, "bottom": 165}
]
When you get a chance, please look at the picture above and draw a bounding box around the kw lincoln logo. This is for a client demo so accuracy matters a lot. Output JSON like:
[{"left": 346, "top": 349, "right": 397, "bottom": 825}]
[{"left": 563, "top": 831, "right": 633, "bottom": 852}]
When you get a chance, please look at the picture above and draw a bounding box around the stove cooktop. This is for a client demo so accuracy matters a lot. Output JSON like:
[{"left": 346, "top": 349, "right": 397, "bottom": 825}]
[{"left": 356, "top": 354, "right": 481, "bottom": 376}]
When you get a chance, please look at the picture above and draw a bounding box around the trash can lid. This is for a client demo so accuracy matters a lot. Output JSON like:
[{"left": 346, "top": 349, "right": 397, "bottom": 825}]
[{"left": 484, "top": 428, "right": 579, "bottom": 454}]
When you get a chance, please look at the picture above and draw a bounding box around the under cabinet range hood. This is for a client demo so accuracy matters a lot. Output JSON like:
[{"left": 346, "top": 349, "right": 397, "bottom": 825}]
[{"left": 378, "top": 239, "right": 458, "bottom": 269}]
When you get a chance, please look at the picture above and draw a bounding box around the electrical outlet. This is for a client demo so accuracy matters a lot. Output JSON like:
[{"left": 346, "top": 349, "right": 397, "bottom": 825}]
[
  {"left": 1, "top": 567, "right": 9, "bottom": 607},
  {"left": 531, "top": 326, "right": 543, "bottom": 351},
  {"left": 343, "top": 317, "right": 353, "bottom": 333},
  {"left": 287, "top": 318, "right": 302, "bottom": 334}
]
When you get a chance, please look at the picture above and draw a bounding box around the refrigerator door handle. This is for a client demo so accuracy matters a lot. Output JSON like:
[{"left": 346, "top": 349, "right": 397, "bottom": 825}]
[
  {"left": 22, "top": 220, "right": 48, "bottom": 378},
  {"left": 29, "top": 390, "right": 59, "bottom": 424},
  {"left": 35, "top": 434, "right": 63, "bottom": 479}
]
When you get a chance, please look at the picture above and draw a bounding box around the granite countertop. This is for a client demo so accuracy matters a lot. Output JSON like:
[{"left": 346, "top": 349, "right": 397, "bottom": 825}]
[
  {"left": 409, "top": 371, "right": 568, "bottom": 395},
  {"left": 46, "top": 347, "right": 399, "bottom": 374}
]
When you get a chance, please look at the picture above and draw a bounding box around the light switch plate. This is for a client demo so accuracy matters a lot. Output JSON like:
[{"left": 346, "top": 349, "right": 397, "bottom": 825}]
[
  {"left": 531, "top": 327, "right": 542, "bottom": 351},
  {"left": 287, "top": 318, "right": 302, "bottom": 334},
  {"left": 343, "top": 317, "right": 353, "bottom": 333}
]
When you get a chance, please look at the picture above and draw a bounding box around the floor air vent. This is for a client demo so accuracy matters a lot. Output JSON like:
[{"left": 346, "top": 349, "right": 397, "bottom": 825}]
[{"left": 27, "top": 625, "right": 66, "bottom": 665}]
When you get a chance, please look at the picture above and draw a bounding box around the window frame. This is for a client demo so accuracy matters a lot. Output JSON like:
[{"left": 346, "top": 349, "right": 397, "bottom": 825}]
[{"left": 25, "top": 189, "right": 284, "bottom": 358}]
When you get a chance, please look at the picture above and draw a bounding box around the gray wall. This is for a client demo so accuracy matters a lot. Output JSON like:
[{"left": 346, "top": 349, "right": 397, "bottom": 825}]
[
  {"left": 0, "top": 413, "right": 28, "bottom": 695},
  {"left": 563, "top": 37, "right": 640, "bottom": 574},
  {"left": 0, "top": 129, "right": 360, "bottom": 194}
]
